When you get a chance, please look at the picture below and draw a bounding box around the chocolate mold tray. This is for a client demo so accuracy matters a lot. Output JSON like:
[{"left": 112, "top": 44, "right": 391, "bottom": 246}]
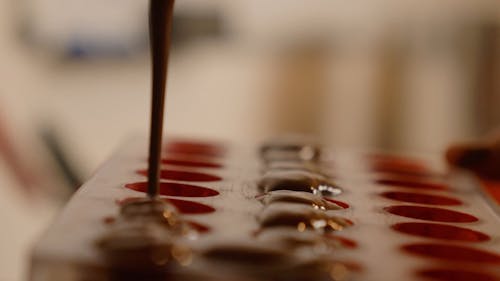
[{"left": 30, "top": 137, "right": 500, "bottom": 281}]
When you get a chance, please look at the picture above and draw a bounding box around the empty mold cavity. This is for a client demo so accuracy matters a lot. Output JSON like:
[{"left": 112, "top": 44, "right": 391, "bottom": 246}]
[
  {"left": 376, "top": 178, "right": 448, "bottom": 191},
  {"left": 416, "top": 268, "right": 498, "bottom": 281},
  {"left": 392, "top": 223, "right": 490, "bottom": 242},
  {"left": 384, "top": 205, "right": 478, "bottom": 223},
  {"left": 165, "top": 141, "right": 225, "bottom": 157},
  {"left": 137, "top": 170, "right": 222, "bottom": 182},
  {"left": 380, "top": 191, "right": 462, "bottom": 206},
  {"left": 162, "top": 158, "right": 223, "bottom": 169},
  {"left": 370, "top": 155, "right": 436, "bottom": 177},
  {"left": 402, "top": 243, "right": 500, "bottom": 264}
]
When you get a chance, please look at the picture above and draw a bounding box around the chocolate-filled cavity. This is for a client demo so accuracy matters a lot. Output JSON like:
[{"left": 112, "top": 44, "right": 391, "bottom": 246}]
[
  {"left": 314, "top": 183, "right": 343, "bottom": 197},
  {"left": 384, "top": 205, "right": 478, "bottom": 223},
  {"left": 392, "top": 222, "right": 490, "bottom": 242},
  {"left": 259, "top": 170, "right": 323, "bottom": 192},
  {"left": 119, "top": 198, "right": 178, "bottom": 223},
  {"left": 258, "top": 203, "right": 352, "bottom": 232},
  {"left": 259, "top": 170, "right": 342, "bottom": 196},
  {"left": 202, "top": 243, "right": 290, "bottom": 265},
  {"left": 257, "top": 190, "right": 344, "bottom": 210},
  {"left": 257, "top": 227, "right": 353, "bottom": 251},
  {"left": 125, "top": 182, "right": 219, "bottom": 197},
  {"left": 276, "top": 259, "right": 355, "bottom": 281},
  {"left": 402, "top": 243, "right": 500, "bottom": 264},
  {"left": 138, "top": 170, "right": 222, "bottom": 182},
  {"left": 297, "top": 257, "right": 363, "bottom": 272},
  {"left": 98, "top": 220, "right": 175, "bottom": 257},
  {"left": 260, "top": 137, "right": 321, "bottom": 163},
  {"left": 380, "top": 191, "right": 462, "bottom": 206},
  {"left": 97, "top": 199, "right": 191, "bottom": 274},
  {"left": 256, "top": 227, "right": 324, "bottom": 248},
  {"left": 201, "top": 242, "right": 358, "bottom": 281},
  {"left": 265, "top": 161, "right": 319, "bottom": 173}
]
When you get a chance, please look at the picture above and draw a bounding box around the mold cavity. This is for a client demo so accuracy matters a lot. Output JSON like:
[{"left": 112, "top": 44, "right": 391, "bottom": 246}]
[
  {"left": 259, "top": 170, "right": 323, "bottom": 192},
  {"left": 392, "top": 223, "right": 490, "bottom": 242},
  {"left": 325, "top": 235, "right": 358, "bottom": 249},
  {"left": 380, "top": 191, "right": 462, "bottom": 206},
  {"left": 260, "top": 137, "right": 320, "bottom": 162},
  {"left": 137, "top": 170, "right": 222, "bottom": 182},
  {"left": 370, "top": 154, "right": 427, "bottom": 170},
  {"left": 376, "top": 178, "right": 448, "bottom": 190},
  {"left": 291, "top": 258, "right": 364, "bottom": 281},
  {"left": 165, "top": 141, "right": 225, "bottom": 157},
  {"left": 256, "top": 227, "right": 325, "bottom": 248},
  {"left": 370, "top": 156, "right": 435, "bottom": 177},
  {"left": 162, "top": 158, "right": 222, "bottom": 169},
  {"left": 259, "top": 170, "right": 342, "bottom": 196},
  {"left": 324, "top": 198, "right": 350, "bottom": 209},
  {"left": 186, "top": 221, "right": 211, "bottom": 233},
  {"left": 125, "top": 182, "right": 219, "bottom": 197},
  {"left": 384, "top": 205, "right": 478, "bottom": 223},
  {"left": 165, "top": 199, "right": 215, "bottom": 215},
  {"left": 372, "top": 166, "right": 438, "bottom": 178},
  {"left": 402, "top": 243, "right": 500, "bottom": 264},
  {"left": 257, "top": 190, "right": 345, "bottom": 210},
  {"left": 119, "top": 197, "right": 215, "bottom": 215},
  {"left": 283, "top": 258, "right": 360, "bottom": 280},
  {"left": 258, "top": 203, "right": 352, "bottom": 232},
  {"left": 202, "top": 243, "right": 289, "bottom": 265},
  {"left": 416, "top": 268, "right": 498, "bottom": 281},
  {"left": 314, "top": 183, "right": 343, "bottom": 197},
  {"left": 103, "top": 216, "right": 116, "bottom": 225},
  {"left": 256, "top": 228, "right": 357, "bottom": 252},
  {"left": 265, "top": 161, "right": 317, "bottom": 173},
  {"left": 118, "top": 198, "right": 175, "bottom": 220}
]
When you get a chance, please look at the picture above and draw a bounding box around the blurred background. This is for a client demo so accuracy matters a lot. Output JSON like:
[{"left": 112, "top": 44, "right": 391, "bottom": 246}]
[{"left": 0, "top": 0, "right": 498, "bottom": 280}]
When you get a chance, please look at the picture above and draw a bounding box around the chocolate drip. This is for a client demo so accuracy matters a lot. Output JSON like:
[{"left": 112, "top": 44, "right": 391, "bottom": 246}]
[{"left": 147, "top": 0, "right": 176, "bottom": 197}]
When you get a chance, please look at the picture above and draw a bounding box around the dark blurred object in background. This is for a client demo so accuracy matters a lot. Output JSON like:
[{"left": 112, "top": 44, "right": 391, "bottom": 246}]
[
  {"left": 473, "top": 22, "right": 500, "bottom": 135},
  {"left": 39, "top": 126, "right": 83, "bottom": 190},
  {"left": 17, "top": 1, "right": 226, "bottom": 58}
]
